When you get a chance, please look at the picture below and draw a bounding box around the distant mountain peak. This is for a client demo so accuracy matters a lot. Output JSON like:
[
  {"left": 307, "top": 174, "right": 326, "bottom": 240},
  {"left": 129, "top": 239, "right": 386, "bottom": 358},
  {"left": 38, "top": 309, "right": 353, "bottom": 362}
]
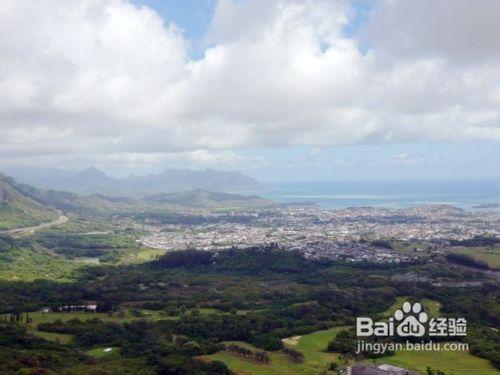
[
  {"left": 78, "top": 166, "right": 108, "bottom": 177},
  {"left": 2, "top": 167, "right": 259, "bottom": 197}
]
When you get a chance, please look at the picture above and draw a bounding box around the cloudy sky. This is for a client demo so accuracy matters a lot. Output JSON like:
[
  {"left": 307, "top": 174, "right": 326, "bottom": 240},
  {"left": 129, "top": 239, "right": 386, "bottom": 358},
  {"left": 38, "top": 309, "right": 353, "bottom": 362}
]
[{"left": 0, "top": 0, "right": 499, "bottom": 181}]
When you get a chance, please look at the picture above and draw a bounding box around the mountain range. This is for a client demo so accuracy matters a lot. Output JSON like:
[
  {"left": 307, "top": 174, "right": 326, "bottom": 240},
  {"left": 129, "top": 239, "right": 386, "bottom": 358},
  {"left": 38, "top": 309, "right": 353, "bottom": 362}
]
[
  {"left": 3, "top": 167, "right": 260, "bottom": 197},
  {"left": 0, "top": 174, "right": 273, "bottom": 229}
]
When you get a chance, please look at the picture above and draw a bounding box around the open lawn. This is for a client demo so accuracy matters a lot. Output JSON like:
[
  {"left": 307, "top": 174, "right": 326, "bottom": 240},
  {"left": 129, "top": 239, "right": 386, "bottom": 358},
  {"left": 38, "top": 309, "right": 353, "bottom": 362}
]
[
  {"left": 136, "top": 247, "right": 167, "bottom": 261},
  {"left": 119, "top": 247, "right": 167, "bottom": 264},
  {"left": 203, "top": 319, "right": 497, "bottom": 375},
  {"left": 2, "top": 308, "right": 175, "bottom": 344},
  {"left": 4, "top": 306, "right": 252, "bottom": 330},
  {"left": 4, "top": 306, "right": 252, "bottom": 345},
  {"left": 17, "top": 308, "right": 176, "bottom": 326},
  {"left": 86, "top": 346, "right": 121, "bottom": 359},
  {"left": 202, "top": 326, "right": 348, "bottom": 375},
  {"left": 27, "top": 326, "right": 74, "bottom": 344},
  {"left": 381, "top": 297, "right": 441, "bottom": 318}
]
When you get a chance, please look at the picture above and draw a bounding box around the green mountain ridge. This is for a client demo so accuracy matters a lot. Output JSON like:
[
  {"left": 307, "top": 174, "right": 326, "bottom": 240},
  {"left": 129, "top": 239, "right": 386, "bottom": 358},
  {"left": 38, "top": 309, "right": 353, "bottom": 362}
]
[
  {"left": 0, "top": 174, "right": 59, "bottom": 231},
  {"left": 3, "top": 174, "right": 275, "bottom": 216},
  {"left": 143, "top": 188, "right": 274, "bottom": 208}
]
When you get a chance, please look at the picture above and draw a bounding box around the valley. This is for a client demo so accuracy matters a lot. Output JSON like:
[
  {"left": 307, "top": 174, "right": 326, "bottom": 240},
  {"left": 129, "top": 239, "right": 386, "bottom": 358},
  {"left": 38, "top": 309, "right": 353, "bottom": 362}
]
[{"left": 0, "top": 174, "right": 498, "bottom": 375}]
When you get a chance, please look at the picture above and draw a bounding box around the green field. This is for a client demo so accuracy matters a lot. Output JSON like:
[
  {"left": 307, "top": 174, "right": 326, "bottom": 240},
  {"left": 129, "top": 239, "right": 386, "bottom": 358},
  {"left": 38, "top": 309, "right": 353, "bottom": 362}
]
[
  {"left": 204, "top": 317, "right": 497, "bottom": 375},
  {"left": 27, "top": 326, "right": 74, "bottom": 344},
  {"left": 381, "top": 297, "right": 442, "bottom": 318},
  {"left": 4, "top": 306, "right": 249, "bottom": 344},
  {"left": 1, "top": 308, "right": 173, "bottom": 344},
  {"left": 203, "top": 326, "right": 348, "bottom": 375},
  {"left": 444, "top": 246, "right": 500, "bottom": 269},
  {"left": 86, "top": 346, "right": 121, "bottom": 359},
  {"left": 121, "top": 247, "right": 167, "bottom": 263},
  {"left": 20, "top": 309, "right": 174, "bottom": 325}
]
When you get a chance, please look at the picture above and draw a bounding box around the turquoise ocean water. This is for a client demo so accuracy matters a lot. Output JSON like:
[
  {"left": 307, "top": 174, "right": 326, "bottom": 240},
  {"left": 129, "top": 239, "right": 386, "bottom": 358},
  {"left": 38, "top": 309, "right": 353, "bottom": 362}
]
[{"left": 254, "top": 179, "right": 500, "bottom": 209}]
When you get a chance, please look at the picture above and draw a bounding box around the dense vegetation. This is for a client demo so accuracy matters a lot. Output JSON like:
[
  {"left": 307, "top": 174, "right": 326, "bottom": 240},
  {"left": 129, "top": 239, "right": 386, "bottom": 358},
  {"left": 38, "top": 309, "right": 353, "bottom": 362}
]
[
  {"left": 0, "top": 241, "right": 498, "bottom": 373},
  {"left": 0, "top": 175, "right": 58, "bottom": 230},
  {"left": 449, "top": 235, "right": 500, "bottom": 247},
  {"left": 36, "top": 231, "right": 139, "bottom": 261},
  {"left": 445, "top": 253, "right": 490, "bottom": 270}
]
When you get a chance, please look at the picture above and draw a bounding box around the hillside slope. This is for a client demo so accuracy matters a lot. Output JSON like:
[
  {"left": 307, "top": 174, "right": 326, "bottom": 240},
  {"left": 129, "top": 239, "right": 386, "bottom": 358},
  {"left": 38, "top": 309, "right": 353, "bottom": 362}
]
[{"left": 0, "top": 174, "right": 58, "bottom": 230}]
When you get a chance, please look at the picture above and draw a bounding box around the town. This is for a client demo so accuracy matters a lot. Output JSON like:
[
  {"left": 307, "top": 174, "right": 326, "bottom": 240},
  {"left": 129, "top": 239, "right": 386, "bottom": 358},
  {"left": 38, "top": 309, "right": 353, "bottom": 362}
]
[{"left": 141, "top": 204, "right": 500, "bottom": 263}]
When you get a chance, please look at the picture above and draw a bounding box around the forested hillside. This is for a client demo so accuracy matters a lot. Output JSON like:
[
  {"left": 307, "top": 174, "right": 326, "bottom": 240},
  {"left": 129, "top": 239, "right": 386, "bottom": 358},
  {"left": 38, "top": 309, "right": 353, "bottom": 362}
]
[{"left": 0, "top": 174, "right": 58, "bottom": 231}]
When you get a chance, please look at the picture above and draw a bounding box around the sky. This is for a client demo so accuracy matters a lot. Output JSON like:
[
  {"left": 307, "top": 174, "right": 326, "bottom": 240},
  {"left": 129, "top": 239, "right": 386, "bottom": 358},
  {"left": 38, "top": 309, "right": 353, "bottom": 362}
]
[{"left": 0, "top": 0, "right": 499, "bottom": 181}]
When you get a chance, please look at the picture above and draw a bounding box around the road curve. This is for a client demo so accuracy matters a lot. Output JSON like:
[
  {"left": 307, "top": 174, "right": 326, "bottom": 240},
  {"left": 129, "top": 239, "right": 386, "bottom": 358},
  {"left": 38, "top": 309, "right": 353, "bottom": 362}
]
[{"left": 0, "top": 213, "right": 68, "bottom": 235}]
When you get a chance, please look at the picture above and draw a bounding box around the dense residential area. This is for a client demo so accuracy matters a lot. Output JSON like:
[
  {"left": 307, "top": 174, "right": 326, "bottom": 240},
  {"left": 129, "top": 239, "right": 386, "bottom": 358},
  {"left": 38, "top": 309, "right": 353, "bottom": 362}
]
[{"left": 141, "top": 205, "right": 500, "bottom": 264}]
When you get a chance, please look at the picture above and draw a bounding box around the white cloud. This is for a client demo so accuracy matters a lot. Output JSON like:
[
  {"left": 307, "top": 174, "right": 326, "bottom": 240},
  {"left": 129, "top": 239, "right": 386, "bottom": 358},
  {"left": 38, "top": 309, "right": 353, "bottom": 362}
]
[
  {"left": 363, "top": 0, "right": 500, "bottom": 64},
  {"left": 0, "top": 0, "right": 499, "bottom": 169}
]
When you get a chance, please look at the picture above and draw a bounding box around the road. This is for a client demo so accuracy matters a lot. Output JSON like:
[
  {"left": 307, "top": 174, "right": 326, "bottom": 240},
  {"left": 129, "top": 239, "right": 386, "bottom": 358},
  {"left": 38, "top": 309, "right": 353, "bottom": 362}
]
[{"left": 0, "top": 213, "right": 68, "bottom": 235}]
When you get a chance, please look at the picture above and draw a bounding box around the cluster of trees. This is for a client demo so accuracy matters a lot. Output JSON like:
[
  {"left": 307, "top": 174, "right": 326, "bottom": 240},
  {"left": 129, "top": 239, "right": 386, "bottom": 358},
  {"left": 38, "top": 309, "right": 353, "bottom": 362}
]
[
  {"left": 466, "top": 326, "right": 500, "bottom": 369},
  {"left": 32, "top": 318, "right": 231, "bottom": 374},
  {"left": 0, "top": 322, "right": 93, "bottom": 374},
  {"left": 282, "top": 347, "right": 305, "bottom": 363},
  {"left": 154, "top": 249, "right": 214, "bottom": 268},
  {"left": 0, "top": 235, "right": 27, "bottom": 252},
  {"left": 420, "top": 283, "right": 499, "bottom": 369},
  {"left": 154, "top": 245, "right": 332, "bottom": 275},
  {"left": 426, "top": 367, "right": 446, "bottom": 375},
  {"left": 370, "top": 240, "right": 393, "bottom": 249},
  {"left": 449, "top": 235, "right": 500, "bottom": 247},
  {"left": 445, "top": 253, "right": 489, "bottom": 270},
  {"left": 166, "top": 312, "right": 283, "bottom": 351},
  {"left": 226, "top": 343, "right": 270, "bottom": 363}
]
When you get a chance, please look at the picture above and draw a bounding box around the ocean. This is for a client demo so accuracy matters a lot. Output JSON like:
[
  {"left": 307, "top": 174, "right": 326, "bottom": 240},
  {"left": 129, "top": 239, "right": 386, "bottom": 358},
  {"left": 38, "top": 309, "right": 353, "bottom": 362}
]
[{"left": 254, "top": 179, "right": 500, "bottom": 209}]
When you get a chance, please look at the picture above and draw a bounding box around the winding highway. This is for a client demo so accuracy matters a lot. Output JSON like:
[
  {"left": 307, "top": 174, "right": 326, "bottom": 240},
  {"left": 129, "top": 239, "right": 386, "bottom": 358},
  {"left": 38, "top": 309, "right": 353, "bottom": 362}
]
[{"left": 0, "top": 213, "right": 68, "bottom": 235}]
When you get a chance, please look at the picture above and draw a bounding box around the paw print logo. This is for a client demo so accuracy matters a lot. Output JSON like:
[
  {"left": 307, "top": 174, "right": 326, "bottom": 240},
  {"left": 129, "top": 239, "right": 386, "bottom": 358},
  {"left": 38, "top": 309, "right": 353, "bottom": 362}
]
[{"left": 394, "top": 301, "right": 428, "bottom": 337}]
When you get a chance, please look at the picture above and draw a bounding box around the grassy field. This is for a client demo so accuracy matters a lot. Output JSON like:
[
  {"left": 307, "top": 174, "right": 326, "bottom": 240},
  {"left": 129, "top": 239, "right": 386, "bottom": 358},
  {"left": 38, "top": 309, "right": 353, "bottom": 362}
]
[
  {"left": 5, "top": 306, "right": 250, "bottom": 328},
  {"left": 1, "top": 308, "right": 173, "bottom": 343},
  {"left": 20, "top": 309, "right": 175, "bottom": 325},
  {"left": 27, "top": 326, "right": 74, "bottom": 344},
  {"left": 120, "top": 247, "right": 167, "bottom": 264},
  {"left": 444, "top": 245, "right": 500, "bottom": 269},
  {"left": 381, "top": 297, "right": 441, "bottom": 318},
  {"left": 203, "top": 300, "right": 497, "bottom": 375},
  {"left": 202, "top": 326, "right": 348, "bottom": 375},
  {"left": 86, "top": 347, "right": 121, "bottom": 359},
  {"left": 4, "top": 306, "right": 248, "bottom": 344}
]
